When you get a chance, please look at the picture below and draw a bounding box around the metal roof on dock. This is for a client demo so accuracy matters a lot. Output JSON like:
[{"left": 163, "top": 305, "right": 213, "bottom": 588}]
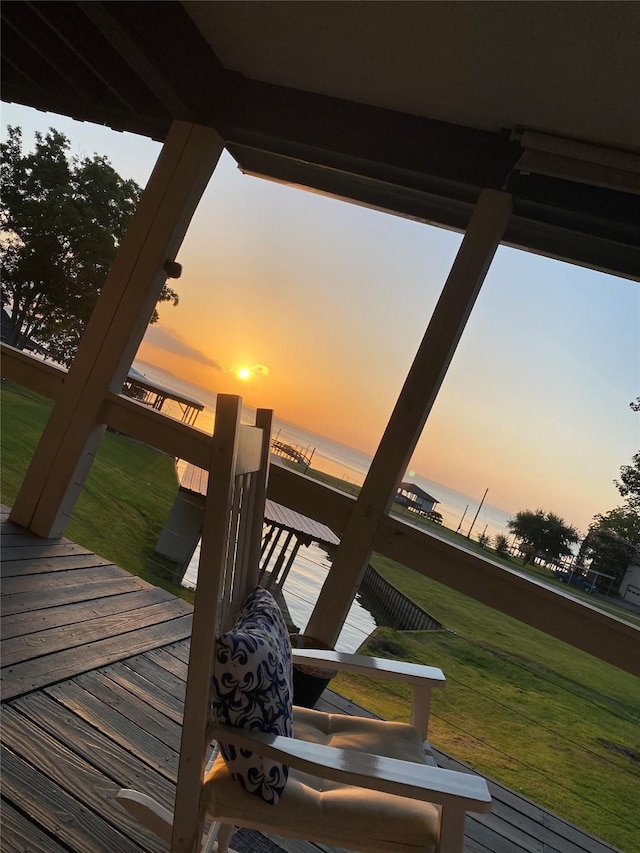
[
  {"left": 264, "top": 499, "right": 339, "bottom": 547},
  {"left": 180, "top": 463, "right": 339, "bottom": 547}
]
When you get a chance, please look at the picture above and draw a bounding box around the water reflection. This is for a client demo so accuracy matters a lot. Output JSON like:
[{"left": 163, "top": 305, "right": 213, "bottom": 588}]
[{"left": 183, "top": 539, "right": 377, "bottom": 652}]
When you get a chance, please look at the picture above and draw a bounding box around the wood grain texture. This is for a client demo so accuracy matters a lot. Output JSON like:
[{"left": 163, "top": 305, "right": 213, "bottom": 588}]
[
  {"left": 1, "top": 552, "right": 114, "bottom": 578},
  {"left": 1, "top": 614, "right": 192, "bottom": 700},
  {"left": 1, "top": 745, "right": 146, "bottom": 853},
  {"left": 0, "top": 587, "right": 174, "bottom": 640},
  {"left": 1, "top": 575, "right": 149, "bottom": 617},
  {"left": 1, "top": 541, "right": 95, "bottom": 562},
  {"left": 1, "top": 706, "right": 166, "bottom": 852},
  {"left": 11, "top": 690, "right": 176, "bottom": 810},
  {"left": 2, "top": 598, "right": 191, "bottom": 667},
  {"left": 0, "top": 799, "right": 70, "bottom": 853},
  {"left": 46, "top": 679, "right": 180, "bottom": 781},
  {"left": 1, "top": 563, "right": 128, "bottom": 595}
]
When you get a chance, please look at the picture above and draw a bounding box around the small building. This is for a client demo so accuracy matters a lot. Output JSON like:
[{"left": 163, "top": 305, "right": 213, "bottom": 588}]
[
  {"left": 619, "top": 562, "right": 640, "bottom": 606},
  {"left": 394, "top": 482, "right": 439, "bottom": 516}
]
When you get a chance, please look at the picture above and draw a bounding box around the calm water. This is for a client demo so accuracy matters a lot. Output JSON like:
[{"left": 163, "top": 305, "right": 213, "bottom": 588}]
[
  {"left": 134, "top": 358, "right": 514, "bottom": 540},
  {"left": 137, "top": 359, "right": 513, "bottom": 651},
  {"left": 182, "top": 538, "right": 376, "bottom": 653}
]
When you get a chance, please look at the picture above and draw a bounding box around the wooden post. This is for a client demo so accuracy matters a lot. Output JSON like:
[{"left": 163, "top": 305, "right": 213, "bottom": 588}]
[
  {"left": 266, "top": 530, "right": 295, "bottom": 589},
  {"left": 260, "top": 526, "right": 284, "bottom": 576},
  {"left": 306, "top": 189, "right": 512, "bottom": 647},
  {"left": 278, "top": 538, "right": 303, "bottom": 588},
  {"left": 410, "top": 683, "right": 432, "bottom": 741},
  {"left": 10, "top": 122, "right": 225, "bottom": 538},
  {"left": 261, "top": 524, "right": 276, "bottom": 556}
]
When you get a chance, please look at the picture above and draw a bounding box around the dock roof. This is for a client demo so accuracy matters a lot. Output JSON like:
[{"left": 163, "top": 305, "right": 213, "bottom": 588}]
[
  {"left": 265, "top": 498, "right": 339, "bottom": 548},
  {"left": 180, "top": 463, "right": 339, "bottom": 547}
]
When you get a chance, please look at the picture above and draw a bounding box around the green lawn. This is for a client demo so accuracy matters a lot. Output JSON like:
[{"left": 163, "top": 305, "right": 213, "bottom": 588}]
[
  {"left": 333, "top": 554, "right": 640, "bottom": 851},
  {"left": 2, "top": 381, "right": 639, "bottom": 850},
  {"left": 0, "top": 381, "right": 192, "bottom": 601}
]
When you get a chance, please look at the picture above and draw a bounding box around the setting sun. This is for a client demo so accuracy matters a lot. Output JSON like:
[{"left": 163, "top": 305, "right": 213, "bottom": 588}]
[{"left": 237, "top": 367, "right": 251, "bottom": 381}]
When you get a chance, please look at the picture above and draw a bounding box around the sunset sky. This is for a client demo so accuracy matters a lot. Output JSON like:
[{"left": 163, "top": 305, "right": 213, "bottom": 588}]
[{"left": 3, "top": 104, "right": 639, "bottom": 534}]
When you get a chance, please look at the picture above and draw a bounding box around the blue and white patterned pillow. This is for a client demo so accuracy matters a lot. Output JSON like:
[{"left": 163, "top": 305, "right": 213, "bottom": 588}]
[{"left": 211, "top": 587, "right": 293, "bottom": 805}]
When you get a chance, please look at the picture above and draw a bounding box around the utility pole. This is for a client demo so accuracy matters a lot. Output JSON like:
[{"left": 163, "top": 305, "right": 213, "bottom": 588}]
[
  {"left": 467, "top": 488, "right": 488, "bottom": 539},
  {"left": 456, "top": 505, "right": 469, "bottom": 533}
]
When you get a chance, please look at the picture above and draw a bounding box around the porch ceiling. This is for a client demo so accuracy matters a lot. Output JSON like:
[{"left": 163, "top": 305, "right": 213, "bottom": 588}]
[{"left": 1, "top": 1, "right": 639, "bottom": 278}]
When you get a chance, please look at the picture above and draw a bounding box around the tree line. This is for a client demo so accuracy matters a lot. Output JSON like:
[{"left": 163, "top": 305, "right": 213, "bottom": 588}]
[
  {"left": 502, "top": 450, "right": 639, "bottom": 590},
  {"left": 0, "top": 126, "right": 178, "bottom": 366}
]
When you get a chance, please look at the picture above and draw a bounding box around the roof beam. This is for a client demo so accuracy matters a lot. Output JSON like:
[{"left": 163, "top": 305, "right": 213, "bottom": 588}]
[
  {"left": 220, "top": 78, "right": 640, "bottom": 280},
  {"left": 1, "top": 0, "right": 638, "bottom": 278},
  {"left": 78, "top": 1, "right": 194, "bottom": 120}
]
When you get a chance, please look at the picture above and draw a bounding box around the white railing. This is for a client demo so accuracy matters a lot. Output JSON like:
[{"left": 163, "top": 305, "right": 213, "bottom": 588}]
[{"left": 1, "top": 342, "right": 638, "bottom": 676}]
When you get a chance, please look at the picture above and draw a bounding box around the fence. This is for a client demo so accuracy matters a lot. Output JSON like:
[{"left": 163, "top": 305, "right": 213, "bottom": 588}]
[{"left": 358, "top": 564, "right": 441, "bottom": 631}]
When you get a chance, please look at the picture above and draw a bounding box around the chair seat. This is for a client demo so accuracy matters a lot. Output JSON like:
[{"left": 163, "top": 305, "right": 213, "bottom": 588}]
[{"left": 203, "top": 706, "right": 440, "bottom": 853}]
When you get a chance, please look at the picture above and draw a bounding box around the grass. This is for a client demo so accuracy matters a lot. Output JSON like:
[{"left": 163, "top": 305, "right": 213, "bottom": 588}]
[
  {"left": 3, "top": 381, "right": 639, "bottom": 849},
  {"left": 291, "top": 457, "right": 640, "bottom": 628},
  {"left": 0, "top": 381, "right": 193, "bottom": 603},
  {"left": 332, "top": 554, "right": 640, "bottom": 851}
]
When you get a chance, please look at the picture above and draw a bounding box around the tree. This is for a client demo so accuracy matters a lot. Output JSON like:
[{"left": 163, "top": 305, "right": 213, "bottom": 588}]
[
  {"left": 507, "top": 509, "right": 579, "bottom": 565},
  {"left": 592, "top": 505, "right": 640, "bottom": 550},
  {"left": 577, "top": 504, "right": 640, "bottom": 590},
  {"left": 578, "top": 525, "right": 636, "bottom": 587},
  {"left": 477, "top": 530, "right": 490, "bottom": 548},
  {"left": 614, "top": 451, "right": 640, "bottom": 512},
  {"left": 1, "top": 126, "right": 179, "bottom": 365},
  {"left": 493, "top": 533, "right": 511, "bottom": 557}
]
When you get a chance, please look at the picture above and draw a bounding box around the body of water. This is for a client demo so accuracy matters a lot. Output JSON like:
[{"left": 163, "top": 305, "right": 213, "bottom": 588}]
[
  {"left": 134, "top": 358, "right": 515, "bottom": 542},
  {"left": 137, "top": 359, "right": 515, "bottom": 651},
  {"left": 183, "top": 538, "right": 376, "bottom": 653}
]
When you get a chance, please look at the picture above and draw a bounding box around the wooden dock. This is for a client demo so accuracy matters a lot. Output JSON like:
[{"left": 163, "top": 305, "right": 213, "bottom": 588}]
[{"left": 0, "top": 509, "right": 622, "bottom": 853}]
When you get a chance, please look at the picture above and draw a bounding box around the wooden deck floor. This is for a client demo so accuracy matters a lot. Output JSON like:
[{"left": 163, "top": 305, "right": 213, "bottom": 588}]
[{"left": 0, "top": 510, "right": 622, "bottom": 853}]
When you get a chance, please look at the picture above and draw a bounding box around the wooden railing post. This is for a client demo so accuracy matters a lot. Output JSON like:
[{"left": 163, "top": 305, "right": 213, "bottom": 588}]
[
  {"left": 10, "top": 122, "right": 225, "bottom": 538},
  {"left": 306, "top": 189, "right": 513, "bottom": 647}
]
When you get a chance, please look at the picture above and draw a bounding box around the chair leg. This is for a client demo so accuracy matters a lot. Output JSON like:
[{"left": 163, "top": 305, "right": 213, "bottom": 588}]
[
  {"left": 437, "top": 805, "right": 466, "bottom": 853},
  {"left": 214, "top": 823, "right": 235, "bottom": 853}
]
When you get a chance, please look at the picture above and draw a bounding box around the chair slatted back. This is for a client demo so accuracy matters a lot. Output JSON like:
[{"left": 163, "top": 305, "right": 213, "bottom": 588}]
[{"left": 171, "top": 395, "right": 272, "bottom": 853}]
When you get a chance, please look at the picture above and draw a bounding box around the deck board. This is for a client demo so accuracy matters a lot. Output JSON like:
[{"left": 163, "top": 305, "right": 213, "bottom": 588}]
[
  {"left": 1, "top": 615, "right": 193, "bottom": 700},
  {"left": 0, "top": 800, "right": 71, "bottom": 853},
  {"left": 12, "top": 690, "right": 176, "bottom": 810},
  {"left": 1, "top": 562, "right": 126, "bottom": 594},
  {"left": 1, "top": 541, "right": 95, "bottom": 562},
  {"left": 1, "top": 598, "right": 191, "bottom": 667},
  {"left": 0, "top": 513, "right": 623, "bottom": 853},
  {"left": 1, "top": 744, "right": 150, "bottom": 853},
  {"left": 0, "top": 586, "right": 174, "bottom": 639},
  {"left": 1, "top": 551, "right": 115, "bottom": 577},
  {"left": 1, "top": 705, "right": 166, "bottom": 852},
  {"left": 1, "top": 574, "right": 151, "bottom": 616}
]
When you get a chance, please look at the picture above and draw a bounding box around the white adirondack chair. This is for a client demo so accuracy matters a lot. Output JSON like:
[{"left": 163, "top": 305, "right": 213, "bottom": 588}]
[{"left": 117, "top": 394, "right": 491, "bottom": 853}]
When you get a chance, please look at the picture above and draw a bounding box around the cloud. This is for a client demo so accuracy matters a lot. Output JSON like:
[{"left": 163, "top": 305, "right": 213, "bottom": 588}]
[
  {"left": 143, "top": 325, "right": 222, "bottom": 370},
  {"left": 251, "top": 364, "right": 270, "bottom": 376}
]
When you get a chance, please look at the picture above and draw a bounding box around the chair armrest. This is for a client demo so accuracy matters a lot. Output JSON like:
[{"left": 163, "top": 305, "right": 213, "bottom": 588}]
[
  {"left": 209, "top": 724, "right": 491, "bottom": 814},
  {"left": 291, "top": 649, "right": 444, "bottom": 739},
  {"left": 291, "top": 649, "right": 445, "bottom": 687}
]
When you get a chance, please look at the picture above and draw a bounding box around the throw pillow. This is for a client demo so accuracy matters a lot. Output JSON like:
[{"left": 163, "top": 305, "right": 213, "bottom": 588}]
[{"left": 211, "top": 587, "right": 293, "bottom": 805}]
